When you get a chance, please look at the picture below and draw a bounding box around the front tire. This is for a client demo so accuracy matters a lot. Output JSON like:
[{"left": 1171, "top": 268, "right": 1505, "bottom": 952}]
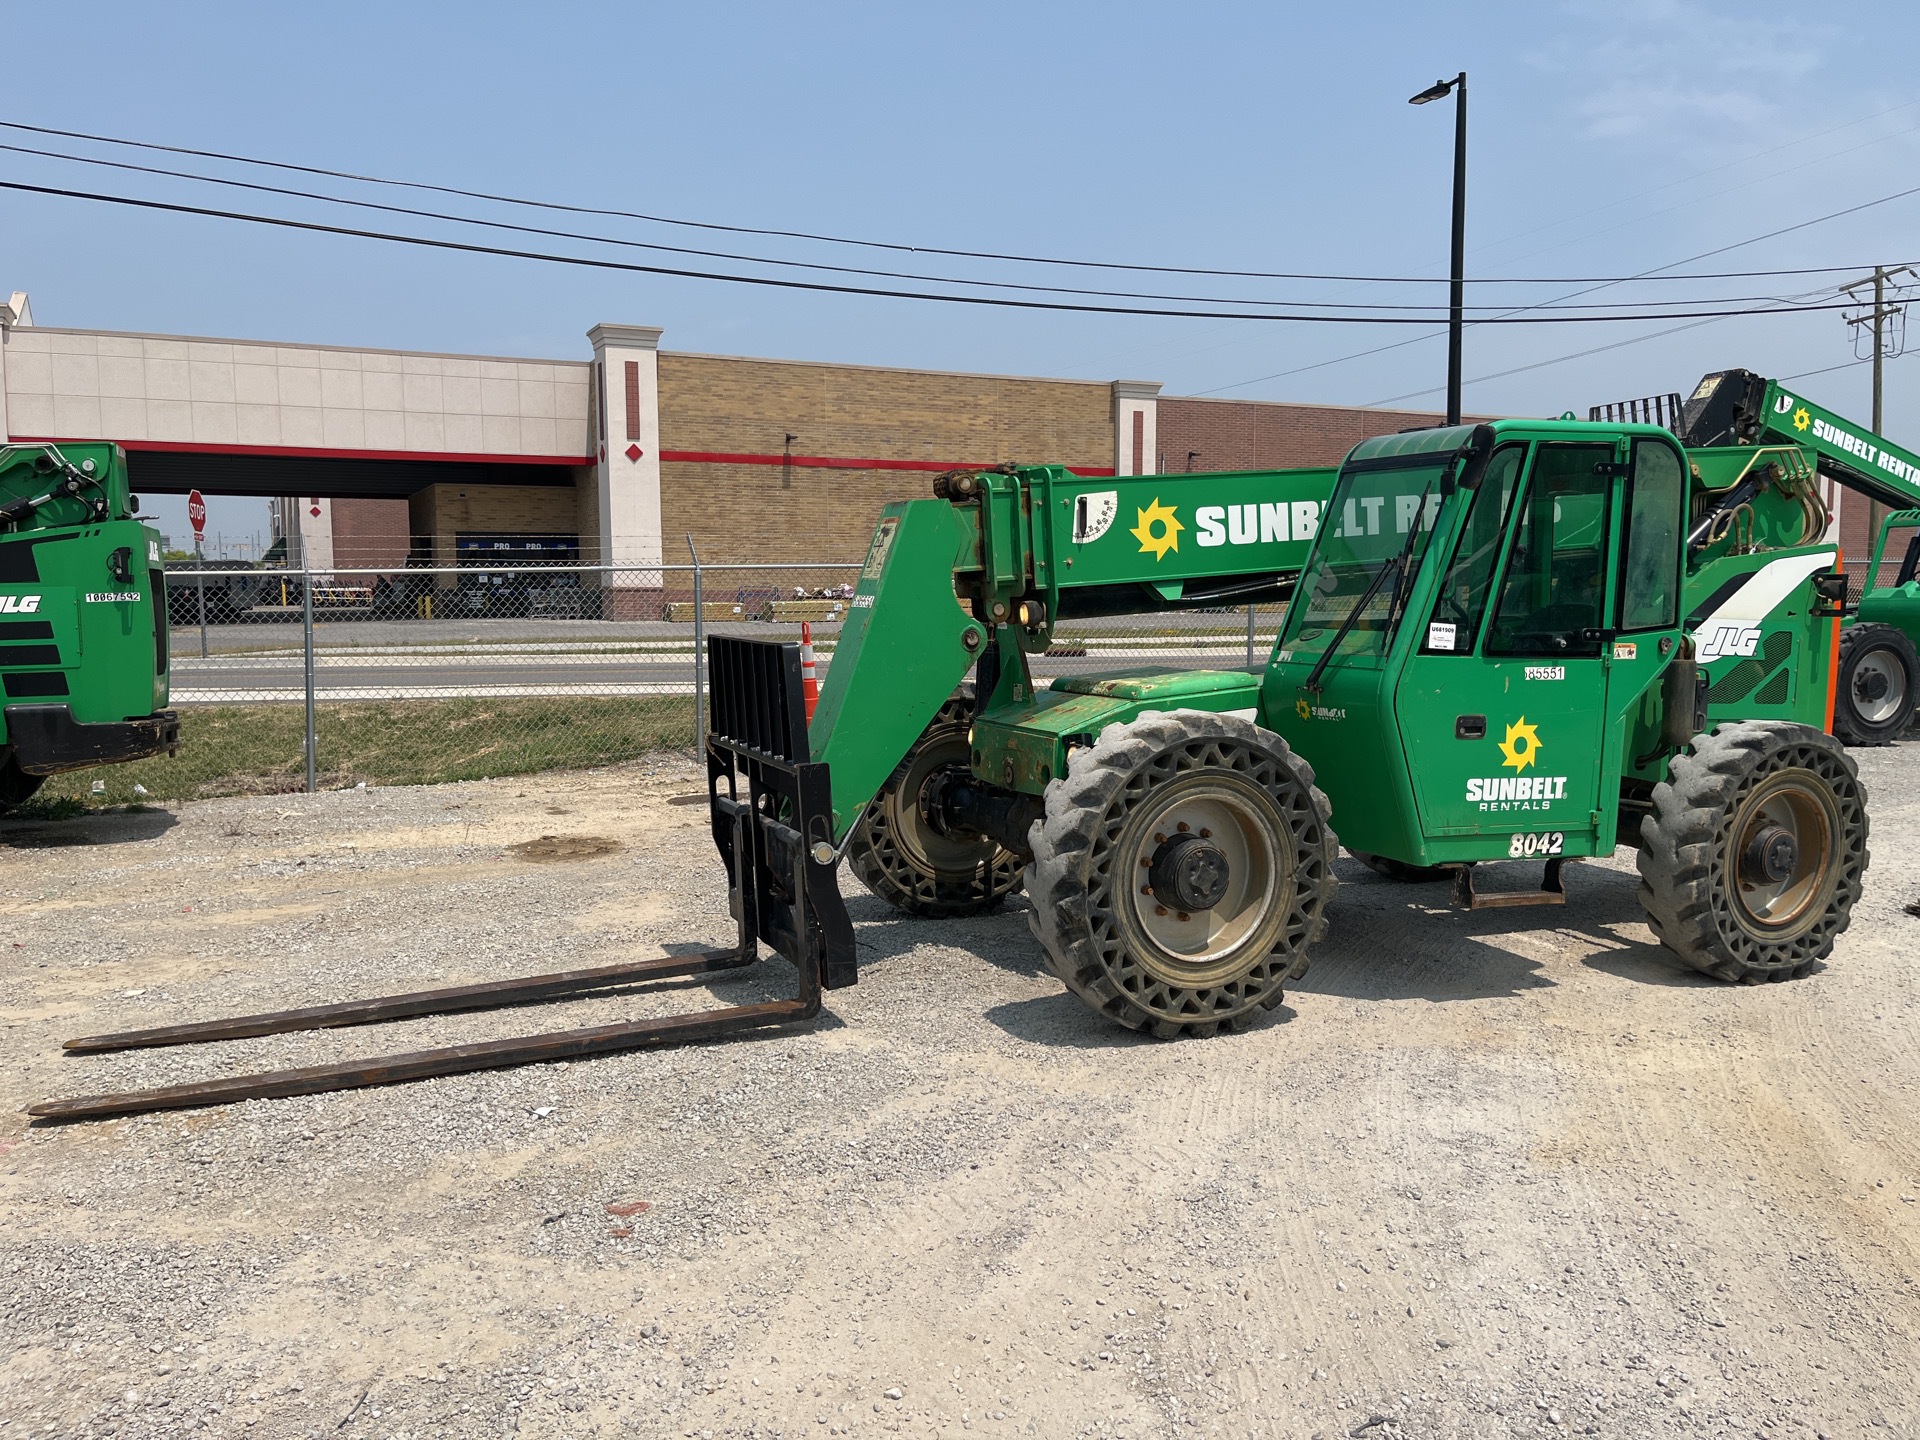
[
  {"left": 846, "top": 692, "right": 1024, "bottom": 917},
  {"left": 0, "top": 747, "right": 46, "bottom": 814},
  {"left": 1026, "top": 709, "right": 1337, "bottom": 1038},
  {"left": 1637, "top": 721, "right": 1867, "bottom": 983},
  {"left": 1832, "top": 623, "right": 1917, "bottom": 746}
]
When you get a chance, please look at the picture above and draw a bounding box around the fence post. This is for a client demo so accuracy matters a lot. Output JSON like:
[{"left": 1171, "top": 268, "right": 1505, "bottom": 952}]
[
  {"left": 1246, "top": 603, "right": 1257, "bottom": 669},
  {"left": 302, "top": 559, "right": 317, "bottom": 794},
  {"left": 687, "top": 535, "right": 706, "bottom": 758},
  {"left": 194, "top": 540, "right": 208, "bottom": 659}
]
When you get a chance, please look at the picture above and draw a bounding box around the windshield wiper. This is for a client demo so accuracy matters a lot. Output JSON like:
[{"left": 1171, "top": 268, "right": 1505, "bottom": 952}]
[
  {"left": 1382, "top": 477, "right": 1438, "bottom": 634},
  {"left": 1300, "top": 476, "right": 1438, "bottom": 695}
]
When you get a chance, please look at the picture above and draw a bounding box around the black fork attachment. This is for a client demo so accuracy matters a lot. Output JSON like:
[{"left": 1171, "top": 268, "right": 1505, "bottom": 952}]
[{"left": 30, "top": 637, "right": 855, "bottom": 1122}]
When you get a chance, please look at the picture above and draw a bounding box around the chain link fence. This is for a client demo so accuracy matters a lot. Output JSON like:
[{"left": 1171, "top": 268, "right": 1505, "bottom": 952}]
[{"left": 52, "top": 558, "right": 1294, "bottom": 804}]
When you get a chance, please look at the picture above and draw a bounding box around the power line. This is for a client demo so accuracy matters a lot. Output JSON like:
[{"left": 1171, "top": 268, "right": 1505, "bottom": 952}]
[
  {"left": 0, "top": 178, "right": 1883, "bottom": 326},
  {"left": 1200, "top": 181, "right": 1920, "bottom": 396},
  {"left": 2, "top": 139, "right": 1843, "bottom": 314},
  {"left": 1363, "top": 314, "right": 1735, "bottom": 405},
  {"left": 0, "top": 116, "right": 1908, "bottom": 289}
]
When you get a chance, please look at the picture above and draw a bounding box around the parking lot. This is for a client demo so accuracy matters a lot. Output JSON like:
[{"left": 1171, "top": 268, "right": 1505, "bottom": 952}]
[{"left": 4, "top": 748, "right": 1919, "bottom": 1439}]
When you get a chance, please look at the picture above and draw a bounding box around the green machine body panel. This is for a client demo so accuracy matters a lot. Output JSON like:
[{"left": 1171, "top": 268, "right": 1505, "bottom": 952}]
[
  {"left": 969, "top": 669, "right": 1261, "bottom": 795},
  {"left": 0, "top": 442, "right": 176, "bottom": 780}
]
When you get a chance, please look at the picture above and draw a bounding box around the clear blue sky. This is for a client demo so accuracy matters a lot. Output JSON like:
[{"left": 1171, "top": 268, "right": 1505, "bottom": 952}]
[{"left": 6, "top": 0, "right": 1918, "bottom": 548}]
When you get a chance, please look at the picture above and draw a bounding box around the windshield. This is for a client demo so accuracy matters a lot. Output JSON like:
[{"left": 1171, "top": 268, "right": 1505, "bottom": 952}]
[{"left": 1280, "top": 460, "right": 1448, "bottom": 664}]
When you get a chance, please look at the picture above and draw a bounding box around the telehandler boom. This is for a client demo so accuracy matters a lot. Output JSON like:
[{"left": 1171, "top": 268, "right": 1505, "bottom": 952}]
[{"left": 34, "top": 383, "right": 1870, "bottom": 1119}]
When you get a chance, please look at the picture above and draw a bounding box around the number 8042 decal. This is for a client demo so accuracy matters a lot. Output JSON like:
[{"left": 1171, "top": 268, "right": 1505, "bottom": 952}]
[{"left": 1508, "top": 831, "right": 1564, "bottom": 858}]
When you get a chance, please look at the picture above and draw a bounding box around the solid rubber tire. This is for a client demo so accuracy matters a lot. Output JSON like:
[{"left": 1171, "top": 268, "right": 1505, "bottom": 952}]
[
  {"left": 1831, "top": 623, "right": 1918, "bottom": 747},
  {"left": 1025, "top": 708, "right": 1337, "bottom": 1038},
  {"left": 1636, "top": 720, "right": 1867, "bottom": 983},
  {"left": 845, "top": 690, "right": 1024, "bottom": 918}
]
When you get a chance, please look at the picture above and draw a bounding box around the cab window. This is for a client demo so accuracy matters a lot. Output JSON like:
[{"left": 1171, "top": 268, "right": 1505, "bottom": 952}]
[
  {"left": 1617, "top": 439, "right": 1683, "bottom": 632},
  {"left": 1422, "top": 443, "right": 1524, "bottom": 653},
  {"left": 1485, "top": 443, "right": 1614, "bottom": 657}
]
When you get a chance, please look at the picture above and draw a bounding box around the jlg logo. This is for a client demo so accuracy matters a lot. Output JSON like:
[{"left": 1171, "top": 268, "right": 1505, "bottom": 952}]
[
  {"left": 1698, "top": 624, "right": 1761, "bottom": 663},
  {"left": 0, "top": 594, "right": 42, "bottom": 614}
]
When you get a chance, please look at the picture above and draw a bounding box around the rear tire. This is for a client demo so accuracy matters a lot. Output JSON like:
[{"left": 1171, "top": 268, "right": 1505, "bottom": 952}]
[
  {"left": 0, "top": 748, "right": 46, "bottom": 814},
  {"left": 1025, "top": 709, "right": 1337, "bottom": 1038},
  {"left": 1637, "top": 721, "right": 1867, "bottom": 983},
  {"left": 846, "top": 691, "right": 1024, "bottom": 917},
  {"left": 1832, "top": 623, "right": 1917, "bottom": 746}
]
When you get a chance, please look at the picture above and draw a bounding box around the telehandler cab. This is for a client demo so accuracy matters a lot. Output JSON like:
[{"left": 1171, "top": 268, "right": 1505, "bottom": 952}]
[{"left": 34, "top": 387, "right": 1869, "bottom": 1120}]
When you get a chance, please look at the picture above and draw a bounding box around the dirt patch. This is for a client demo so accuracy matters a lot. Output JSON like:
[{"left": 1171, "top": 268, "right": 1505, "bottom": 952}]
[
  {"left": 506, "top": 833, "right": 624, "bottom": 862},
  {"left": 4, "top": 751, "right": 1920, "bottom": 1440}
]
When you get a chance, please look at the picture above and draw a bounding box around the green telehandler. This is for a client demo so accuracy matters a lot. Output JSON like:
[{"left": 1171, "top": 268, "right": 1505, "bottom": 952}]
[
  {"left": 1654, "top": 369, "right": 1920, "bottom": 746},
  {"left": 35, "top": 386, "right": 1870, "bottom": 1121},
  {"left": 0, "top": 441, "right": 176, "bottom": 812}
]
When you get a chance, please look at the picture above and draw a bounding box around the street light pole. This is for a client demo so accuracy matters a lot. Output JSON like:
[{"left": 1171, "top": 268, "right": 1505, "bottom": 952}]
[{"left": 1410, "top": 71, "right": 1468, "bottom": 425}]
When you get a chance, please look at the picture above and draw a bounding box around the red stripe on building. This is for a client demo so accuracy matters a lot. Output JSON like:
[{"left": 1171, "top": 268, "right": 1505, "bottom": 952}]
[
  {"left": 14, "top": 437, "right": 596, "bottom": 467},
  {"left": 661, "top": 449, "right": 1116, "bottom": 477}
]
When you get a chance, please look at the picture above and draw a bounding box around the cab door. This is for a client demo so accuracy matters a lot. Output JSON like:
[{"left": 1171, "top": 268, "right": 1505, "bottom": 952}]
[{"left": 1396, "top": 440, "right": 1620, "bottom": 858}]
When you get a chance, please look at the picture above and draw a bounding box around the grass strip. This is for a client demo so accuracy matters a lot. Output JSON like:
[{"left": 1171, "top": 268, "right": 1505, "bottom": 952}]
[{"left": 37, "top": 697, "right": 696, "bottom": 806}]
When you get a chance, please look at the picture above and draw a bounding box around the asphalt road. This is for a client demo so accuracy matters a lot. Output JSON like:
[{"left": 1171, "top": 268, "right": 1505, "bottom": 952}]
[{"left": 165, "top": 632, "right": 1277, "bottom": 701}]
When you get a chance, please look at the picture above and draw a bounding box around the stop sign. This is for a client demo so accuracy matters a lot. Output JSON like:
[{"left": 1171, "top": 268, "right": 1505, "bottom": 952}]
[{"left": 187, "top": 489, "right": 207, "bottom": 543}]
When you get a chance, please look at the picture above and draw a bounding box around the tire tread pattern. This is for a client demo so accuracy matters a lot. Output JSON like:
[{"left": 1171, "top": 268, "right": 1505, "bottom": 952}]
[
  {"left": 846, "top": 692, "right": 1024, "bottom": 918},
  {"left": 1024, "top": 709, "right": 1338, "bottom": 1038},
  {"left": 1636, "top": 720, "right": 1868, "bottom": 983}
]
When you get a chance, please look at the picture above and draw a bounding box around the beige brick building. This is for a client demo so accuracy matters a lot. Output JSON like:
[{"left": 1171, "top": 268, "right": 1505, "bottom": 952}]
[{"left": 0, "top": 294, "right": 1535, "bottom": 598}]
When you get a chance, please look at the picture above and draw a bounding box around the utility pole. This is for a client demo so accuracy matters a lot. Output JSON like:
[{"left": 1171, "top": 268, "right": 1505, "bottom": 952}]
[{"left": 1844, "top": 265, "right": 1916, "bottom": 571}]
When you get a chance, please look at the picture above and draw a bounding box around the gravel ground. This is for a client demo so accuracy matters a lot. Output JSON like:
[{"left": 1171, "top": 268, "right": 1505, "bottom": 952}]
[{"left": 3, "top": 748, "right": 1919, "bottom": 1440}]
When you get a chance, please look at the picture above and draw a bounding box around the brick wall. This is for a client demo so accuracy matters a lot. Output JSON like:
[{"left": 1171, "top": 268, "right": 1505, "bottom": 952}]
[
  {"left": 328, "top": 497, "right": 412, "bottom": 571},
  {"left": 1157, "top": 396, "right": 1489, "bottom": 472},
  {"left": 657, "top": 353, "right": 1113, "bottom": 563}
]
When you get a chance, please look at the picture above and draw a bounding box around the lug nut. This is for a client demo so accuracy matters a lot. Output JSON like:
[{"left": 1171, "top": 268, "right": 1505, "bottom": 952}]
[
  {"left": 1141, "top": 885, "right": 1153, "bottom": 896},
  {"left": 1176, "top": 912, "right": 1190, "bottom": 922},
  {"left": 1154, "top": 832, "right": 1167, "bottom": 844},
  {"left": 1154, "top": 905, "right": 1168, "bottom": 916},
  {"left": 1199, "top": 828, "right": 1212, "bottom": 838},
  {"left": 1177, "top": 822, "right": 1190, "bottom": 832}
]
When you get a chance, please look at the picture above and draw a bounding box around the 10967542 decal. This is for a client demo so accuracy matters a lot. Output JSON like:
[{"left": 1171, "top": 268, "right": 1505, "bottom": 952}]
[{"left": 1507, "top": 831, "right": 1564, "bottom": 858}]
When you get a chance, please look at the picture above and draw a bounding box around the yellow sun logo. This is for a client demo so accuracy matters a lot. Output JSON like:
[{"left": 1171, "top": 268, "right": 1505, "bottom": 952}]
[
  {"left": 1131, "top": 498, "right": 1183, "bottom": 560},
  {"left": 1792, "top": 406, "right": 1811, "bottom": 432},
  {"left": 1295, "top": 697, "right": 1312, "bottom": 721},
  {"left": 1498, "top": 717, "right": 1542, "bottom": 772}
]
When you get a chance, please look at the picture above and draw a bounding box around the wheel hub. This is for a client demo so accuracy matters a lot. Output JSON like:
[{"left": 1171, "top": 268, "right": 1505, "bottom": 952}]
[
  {"left": 1742, "top": 824, "right": 1798, "bottom": 885},
  {"left": 1148, "top": 833, "right": 1231, "bottom": 912},
  {"left": 1849, "top": 649, "right": 1908, "bottom": 725},
  {"left": 1855, "top": 668, "right": 1891, "bottom": 703}
]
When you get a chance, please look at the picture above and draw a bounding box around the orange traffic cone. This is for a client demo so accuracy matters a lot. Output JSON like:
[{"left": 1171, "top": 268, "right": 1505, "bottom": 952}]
[{"left": 800, "top": 622, "right": 820, "bottom": 723}]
